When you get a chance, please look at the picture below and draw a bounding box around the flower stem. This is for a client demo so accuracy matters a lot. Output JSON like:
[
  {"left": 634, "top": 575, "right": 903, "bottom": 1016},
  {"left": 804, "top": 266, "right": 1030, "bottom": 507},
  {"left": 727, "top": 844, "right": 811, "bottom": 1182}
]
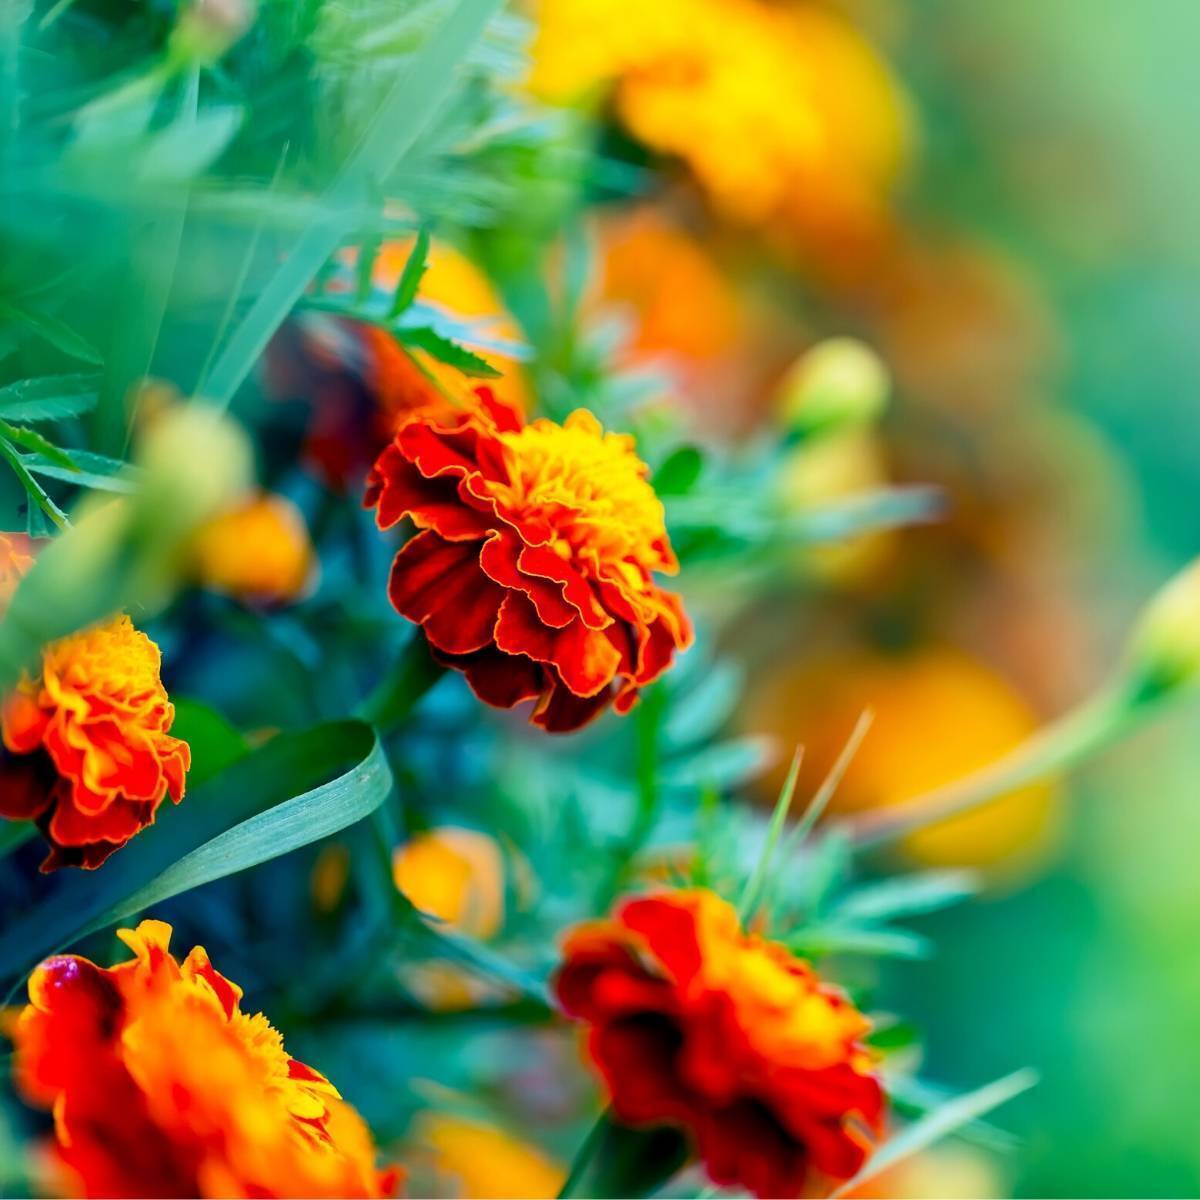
[
  {"left": 354, "top": 639, "right": 446, "bottom": 732},
  {"left": 847, "top": 680, "right": 1143, "bottom": 847},
  {"left": 559, "top": 1110, "right": 689, "bottom": 1199}
]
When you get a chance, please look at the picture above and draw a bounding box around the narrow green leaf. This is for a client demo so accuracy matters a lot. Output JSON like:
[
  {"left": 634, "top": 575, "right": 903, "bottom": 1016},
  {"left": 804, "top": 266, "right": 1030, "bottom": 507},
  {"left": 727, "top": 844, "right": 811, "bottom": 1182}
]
[
  {"left": 388, "top": 226, "right": 431, "bottom": 317},
  {"left": 0, "top": 303, "right": 103, "bottom": 365},
  {"left": 785, "top": 923, "right": 932, "bottom": 961},
  {"left": 558, "top": 1110, "right": 689, "bottom": 1200},
  {"left": 0, "top": 439, "right": 68, "bottom": 528},
  {"left": 0, "top": 721, "right": 392, "bottom": 988},
  {"left": 0, "top": 420, "right": 76, "bottom": 469},
  {"left": 834, "top": 870, "right": 978, "bottom": 923},
  {"left": 738, "top": 746, "right": 803, "bottom": 922},
  {"left": 832, "top": 1070, "right": 1037, "bottom": 1196}
]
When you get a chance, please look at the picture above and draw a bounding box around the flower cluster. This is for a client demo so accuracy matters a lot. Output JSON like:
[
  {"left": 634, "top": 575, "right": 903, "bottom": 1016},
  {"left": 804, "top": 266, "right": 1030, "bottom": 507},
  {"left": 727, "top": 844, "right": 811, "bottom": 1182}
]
[
  {"left": 366, "top": 388, "right": 692, "bottom": 731},
  {"left": 0, "top": 539, "right": 189, "bottom": 869},
  {"left": 9, "top": 920, "right": 399, "bottom": 1198},
  {"left": 555, "top": 889, "right": 885, "bottom": 1198}
]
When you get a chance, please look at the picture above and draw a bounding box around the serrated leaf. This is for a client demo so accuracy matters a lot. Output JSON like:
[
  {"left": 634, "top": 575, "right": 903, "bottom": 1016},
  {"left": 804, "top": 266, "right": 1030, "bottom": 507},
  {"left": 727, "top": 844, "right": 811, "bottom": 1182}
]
[
  {"left": 397, "top": 322, "right": 502, "bottom": 378},
  {"left": 0, "top": 421, "right": 76, "bottom": 470},
  {"left": 388, "top": 226, "right": 430, "bottom": 317},
  {"left": 834, "top": 870, "right": 979, "bottom": 923},
  {"left": 0, "top": 374, "right": 100, "bottom": 422},
  {"left": 832, "top": 1070, "right": 1037, "bottom": 1197},
  {"left": 0, "top": 721, "right": 392, "bottom": 988}
]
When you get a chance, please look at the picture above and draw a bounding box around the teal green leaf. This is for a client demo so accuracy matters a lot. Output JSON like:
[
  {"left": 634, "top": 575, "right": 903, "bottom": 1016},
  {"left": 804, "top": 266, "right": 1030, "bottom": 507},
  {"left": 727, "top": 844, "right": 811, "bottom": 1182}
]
[
  {"left": 396, "top": 322, "right": 502, "bottom": 378},
  {"left": 389, "top": 226, "right": 431, "bottom": 317},
  {"left": 0, "top": 721, "right": 392, "bottom": 988},
  {"left": 0, "top": 374, "right": 100, "bottom": 422}
]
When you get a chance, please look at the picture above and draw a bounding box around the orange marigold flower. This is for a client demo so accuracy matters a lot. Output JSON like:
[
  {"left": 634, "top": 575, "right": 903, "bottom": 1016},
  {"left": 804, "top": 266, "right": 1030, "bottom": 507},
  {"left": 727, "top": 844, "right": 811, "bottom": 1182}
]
[
  {"left": 0, "top": 531, "right": 37, "bottom": 612},
  {"left": 9, "top": 920, "right": 400, "bottom": 1198},
  {"left": 0, "top": 611, "right": 190, "bottom": 871},
  {"left": 191, "top": 492, "right": 316, "bottom": 606},
  {"left": 554, "top": 889, "right": 885, "bottom": 1198},
  {"left": 365, "top": 389, "right": 692, "bottom": 732}
]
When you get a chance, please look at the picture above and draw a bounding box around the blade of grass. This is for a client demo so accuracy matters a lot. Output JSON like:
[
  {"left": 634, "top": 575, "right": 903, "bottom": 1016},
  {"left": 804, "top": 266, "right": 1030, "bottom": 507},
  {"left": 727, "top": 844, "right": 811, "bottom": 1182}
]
[
  {"left": 200, "top": 0, "right": 503, "bottom": 409},
  {"left": 737, "top": 745, "right": 803, "bottom": 923}
]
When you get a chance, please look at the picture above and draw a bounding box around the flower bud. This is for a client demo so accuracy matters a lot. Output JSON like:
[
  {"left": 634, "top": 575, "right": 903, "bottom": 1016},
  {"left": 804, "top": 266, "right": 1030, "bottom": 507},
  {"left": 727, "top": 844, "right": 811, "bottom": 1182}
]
[
  {"left": 774, "top": 337, "right": 890, "bottom": 440},
  {"left": 1124, "top": 558, "right": 1200, "bottom": 704}
]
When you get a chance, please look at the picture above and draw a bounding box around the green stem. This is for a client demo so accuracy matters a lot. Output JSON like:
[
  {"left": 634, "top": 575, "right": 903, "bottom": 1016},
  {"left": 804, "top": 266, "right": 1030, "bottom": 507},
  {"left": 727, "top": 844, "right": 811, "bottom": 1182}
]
[
  {"left": 559, "top": 1110, "right": 689, "bottom": 1200},
  {"left": 847, "top": 681, "right": 1140, "bottom": 847},
  {"left": 355, "top": 639, "right": 446, "bottom": 731}
]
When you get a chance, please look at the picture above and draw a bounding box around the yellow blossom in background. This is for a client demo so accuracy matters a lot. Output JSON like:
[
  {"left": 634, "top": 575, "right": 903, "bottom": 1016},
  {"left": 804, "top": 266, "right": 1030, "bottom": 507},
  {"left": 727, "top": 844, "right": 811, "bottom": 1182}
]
[
  {"left": 393, "top": 826, "right": 505, "bottom": 938},
  {"left": 528, "top": 0, "right": 912, "bottom": 252},
  {"left": 393, "top": 827, "right": 506, "bottom": 1010},
  {"left": 411, "top": 1113, "right": 565, "bottom": 1200},
  {"left": 190, "top": 492, "right": 316, "bottom": 606},
  {"left": 745, "top": 645, "right": 1062, "bottom": 876}
]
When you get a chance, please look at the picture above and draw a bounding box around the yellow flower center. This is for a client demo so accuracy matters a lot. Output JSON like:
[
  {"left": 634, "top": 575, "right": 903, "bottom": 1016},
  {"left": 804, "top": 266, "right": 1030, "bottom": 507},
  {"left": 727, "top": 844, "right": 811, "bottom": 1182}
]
[{"left": 496, "top": 410, "right": 675, "bottom": 580}]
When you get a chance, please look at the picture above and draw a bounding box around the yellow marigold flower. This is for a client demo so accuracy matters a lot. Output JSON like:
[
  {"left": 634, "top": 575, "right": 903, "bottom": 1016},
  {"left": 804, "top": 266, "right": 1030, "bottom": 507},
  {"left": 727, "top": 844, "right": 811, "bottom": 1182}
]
[
  {"left": 0, "top": 600, "right": 190, "bottom": 871},
  {"left": 393, "top": 825, "right": 505, "bottom": 939},
  {"left": 191, "top": 492, "right": 316, "bottom": 606},
  {"left": 528, "top": 0, "right": 912, "bottom": 247},
  {"left": 413, "top": 1113, "right": 565, "bottom": 1199},
  {"left": 745, "top": 646, "right": 1061, "bottom": 875},
  {"left": 9, "top": 920, "right": 400, "bottom": 1199}
]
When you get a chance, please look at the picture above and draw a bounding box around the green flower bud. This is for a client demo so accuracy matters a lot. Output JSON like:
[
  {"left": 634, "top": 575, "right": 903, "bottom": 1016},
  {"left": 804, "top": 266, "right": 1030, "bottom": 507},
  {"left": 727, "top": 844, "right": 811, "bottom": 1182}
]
[
  {"left": 775, "top": 338, "right": 890, "bottom": 441},
  {"left": 1124, "top": 558, "right": 1200, "bottom": 705}
]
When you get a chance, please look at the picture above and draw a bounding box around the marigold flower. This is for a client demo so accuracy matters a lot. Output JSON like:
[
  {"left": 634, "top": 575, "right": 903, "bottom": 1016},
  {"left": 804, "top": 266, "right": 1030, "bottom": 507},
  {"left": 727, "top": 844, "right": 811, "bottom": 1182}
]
[
  {"left": 9, "top": 920, "right": 399, "bottom": 1198},
  {"left": 365, "top": 389, "right": 691, "bottom": 732},
  {"left": 554, "top": 889, "right": 885, "bottom": 1199},
  {"left": 191, "top": 492, "right": 316, "bottom": 606},
  {"left": 393, "top": 825, "right": 505, "bottom": 939},
  {"left": 528, "top": 0, "right": 911, "bottom": 255},
  {"left": 0, "top": 597, "right": 190, "bottom": 870}
]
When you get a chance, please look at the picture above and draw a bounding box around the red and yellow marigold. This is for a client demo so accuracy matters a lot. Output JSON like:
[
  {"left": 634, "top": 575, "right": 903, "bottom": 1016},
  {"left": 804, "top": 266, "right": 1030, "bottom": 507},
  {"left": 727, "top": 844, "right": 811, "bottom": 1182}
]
[
  {"left": 554, "top": 889, "right": 885, "bottom": 1198},
  {"left": 8, "top": 920, "right": 399, "bottom": 1198},
  {"left": 365, "top": 388, "right": 691, "bottom": 732},
  {"left": 0, "top": 539, "right": 189, "bottom": 869}
]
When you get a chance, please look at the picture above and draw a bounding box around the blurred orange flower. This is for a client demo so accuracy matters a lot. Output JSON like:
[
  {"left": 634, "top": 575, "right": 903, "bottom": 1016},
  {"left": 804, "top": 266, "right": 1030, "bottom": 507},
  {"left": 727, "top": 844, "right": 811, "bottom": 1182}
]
[
  {"left": 8, "top": 920, "right": 399, "bottom": 1198},
  {"left": 0, "top": 531, "right": 36, "bottom": 611},
  {"left": 0, "top": 600, "right": 190, "bottom": 871},
  {"left": 393, "top": 826, "right": 505, "bottom": 939},
  {"left": 191, "top": 492, "right": 316, "bottom": 606},
  {"left": 555, "top": 889, "right": 884, "bottom": 1198},
  {"left": 746, "top": 645, "right": 1061, "bottom": 875},
  {"left": 528, "top": 0, "right": 911, "bottom": 256},
  {"left": 366, "top": 387, "right": 691, "bottom": 732},
  {"left": 413, "top": 1113, "right": 565, "bottom": 1200}
]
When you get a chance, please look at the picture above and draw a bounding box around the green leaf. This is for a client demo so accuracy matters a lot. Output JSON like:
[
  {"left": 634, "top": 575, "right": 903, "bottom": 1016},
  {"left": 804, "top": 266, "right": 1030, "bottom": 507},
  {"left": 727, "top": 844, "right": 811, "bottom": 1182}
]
[
  {"left": 832, "top": 1070, "right": 1037, "bottom": 1197},
  {"left": 559, "top": 1110, "right": 689, "bottom": 1200},
  {"left": 0, "top": 439, "right": 69, "bottom": 529},
  {"left": 389, "top": 226, "right": 431, "bottom": 317},
  {"left": 0, "top": 374, "right": 100, "bottom": 422},
  {"left": 397, "top": 322, "right": 502, "bottom": 378},
  {"left": 0, "top": 421, "right": 76, "bottom": 469},
  {"left": 834, "top": 870, "right": 979, "bottom": 923},
  {"left": 738, "top": 746, "right": 803, "bottom": 922},
  {"left": 785, "top": 923, "right": 933, "bottom": 961},
  {"left": 0, "top": 720, "right": 392, "bottom": 989},
  {"left": 168, "top": 697, "right": 250, "bottom": 787},
  {"left": 653, "top": 446, "right": 704, "bottom": 497}
]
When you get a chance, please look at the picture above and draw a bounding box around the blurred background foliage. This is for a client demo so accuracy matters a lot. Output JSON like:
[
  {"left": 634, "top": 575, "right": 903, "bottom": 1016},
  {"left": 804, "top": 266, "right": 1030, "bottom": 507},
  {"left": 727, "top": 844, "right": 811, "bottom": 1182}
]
[{"left": 1, "top": 0, "right": 1200, "bottom": 1197}]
